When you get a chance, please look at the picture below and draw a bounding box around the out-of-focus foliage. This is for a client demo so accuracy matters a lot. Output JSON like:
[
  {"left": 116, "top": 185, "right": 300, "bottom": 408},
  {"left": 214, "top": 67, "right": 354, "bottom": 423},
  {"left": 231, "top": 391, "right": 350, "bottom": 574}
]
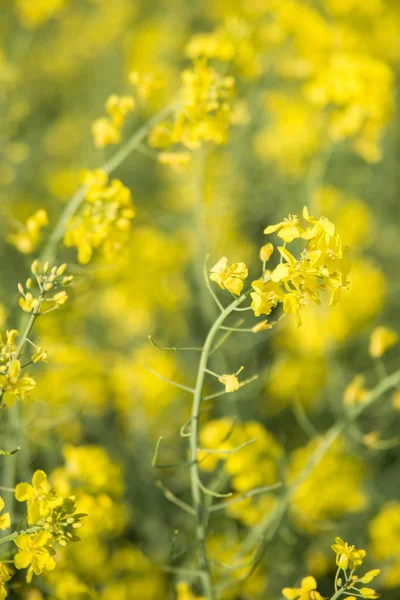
[{"left": 1, "top": 0, "right": 400, "bottom": 598}]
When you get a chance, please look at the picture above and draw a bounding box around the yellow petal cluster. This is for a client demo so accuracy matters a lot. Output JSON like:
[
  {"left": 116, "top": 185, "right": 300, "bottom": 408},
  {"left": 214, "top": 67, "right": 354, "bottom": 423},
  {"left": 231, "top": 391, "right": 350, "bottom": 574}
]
[
  {"left": 210, "top": 257, "right": 248, "bottom": 296},
  {"left": 8, "top": 209, "right": 48, "bottom": 254},
  {"left": 64, "top": 169, "right": 135, "bottom": 264},
  {"left": 369, "top": 326, "right": 398, "bottom": 358},
  {"left": 149, "top": 59, "right": 236, "bottom": 150},
  {"left": 92, "top": 94, "right": 135, "bottom": 148}
]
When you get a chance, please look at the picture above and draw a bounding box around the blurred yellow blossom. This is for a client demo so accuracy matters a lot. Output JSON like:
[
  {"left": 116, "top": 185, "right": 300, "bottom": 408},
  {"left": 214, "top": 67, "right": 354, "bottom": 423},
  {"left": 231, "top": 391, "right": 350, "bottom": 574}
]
[
  {"left": 0, "top": 497, "right": 10, "bottom": 531},
  {"left": 0, "top": 562, "right": 11, "bottom": 600},
  {"left": 282, "top": 576, "right": 323, "bottom": 600},
  {"left": 8, "top": 209, "right": 48, "bottom": 254},
  {"left": 343, "top": 375, "right": 370, "bottom": 407},
  {"left": 369, "top": 326, "right": 399, "bottom": 358}
]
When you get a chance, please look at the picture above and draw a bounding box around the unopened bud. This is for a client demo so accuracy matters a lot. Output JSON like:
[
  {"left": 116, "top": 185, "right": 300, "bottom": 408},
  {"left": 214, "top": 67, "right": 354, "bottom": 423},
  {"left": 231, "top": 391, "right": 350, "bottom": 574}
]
[{"left": 31, "top": 260, "right": 39, "bottom": 274}]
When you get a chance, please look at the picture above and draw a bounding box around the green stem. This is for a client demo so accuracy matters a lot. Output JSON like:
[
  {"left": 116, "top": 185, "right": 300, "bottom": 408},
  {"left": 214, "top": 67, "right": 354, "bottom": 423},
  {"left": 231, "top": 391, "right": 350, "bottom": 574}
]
[
  {"left": 190, "top": 292, "right": 248, "bottom": 599},
  {"left": 217, "top": 367, "right": 400, "bottom": 592}
]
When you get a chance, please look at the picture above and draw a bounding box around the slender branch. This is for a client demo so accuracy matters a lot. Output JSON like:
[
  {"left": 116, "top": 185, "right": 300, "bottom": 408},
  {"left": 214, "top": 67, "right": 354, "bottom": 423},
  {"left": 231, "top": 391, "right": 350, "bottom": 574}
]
[
  {"left": 199, "top": 438, "right": 258, "bottom": 456},
  {"left": 217, "top": 368, "right": 400, "bottom": 592},
  {"left": 202, "top": 375, "right": 258, "bottom": 402},
  {"left": 209, "top": 482, "right": 283, "bottom": 514},
  {"left": 148, "top": 335, "right": 202, "bottom": 352},
  {"left": 156, "top": 481, "right": 196, "bottom": 516},
  {"left": 189, "top": 291, "right": 249, "bottom": 599},
  {"left": 141, "top": 363, "right": 195, "bottom": 394}
]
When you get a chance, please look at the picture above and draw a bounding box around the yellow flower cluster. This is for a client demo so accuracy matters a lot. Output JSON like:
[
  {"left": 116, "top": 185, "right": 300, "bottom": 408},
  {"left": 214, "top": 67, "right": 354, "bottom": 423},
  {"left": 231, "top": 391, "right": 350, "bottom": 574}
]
[
  {"left": 18, "top": 260, "right": 72, "bottom": 313},
  {"left": 8, "top": 208, "right": 48, "bottom": 254},
  {"left": 288, "top": 439, "right": 366, "bottom": 529},
  {"left": 149, "top": 59, "right": 236, "bottom": 151},
  {"left": 199, "top": 419, "right": 281, "bottom": 525},
  {"left": 331, "top": 538, "right": 380, "bottom": 599},
  {"left": 0, "top": 261, "right": 72, "bottom": 407},
  {"left": 11, "top": 470, "right": 85, "bottom": 584},
  {"left": 283, "top": 538, "right": 380, "bottom": 600},
  {"left": 92, "top": 94, "right": 135, "bottom": 148},
  {"left": 283, "top": 575, "right": 323, "bottom": 600},
  {"left": 64, "top": 169, "right": 135, "bottom": 264},
  {"left": 0, "top": 358, "right": 36, "bottom": 407},
  {"left": 210, "top": 207, "right": 350, "bottom": 327}
]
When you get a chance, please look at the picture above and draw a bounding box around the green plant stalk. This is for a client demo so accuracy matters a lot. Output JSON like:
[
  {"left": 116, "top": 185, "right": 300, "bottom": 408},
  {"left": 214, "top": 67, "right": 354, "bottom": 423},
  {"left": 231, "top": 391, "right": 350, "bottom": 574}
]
[
  {"left": 217, "top": 367, "right": 400, "bottom": 593},
  {"left": 1, "top": 102, "right": 179, "bottom": 527},
  {"left": 190, "top": 291, "right": 249, "bottom": 599},
  {"left": 2, "top": 294, "right": 45, "bottom": 525}
]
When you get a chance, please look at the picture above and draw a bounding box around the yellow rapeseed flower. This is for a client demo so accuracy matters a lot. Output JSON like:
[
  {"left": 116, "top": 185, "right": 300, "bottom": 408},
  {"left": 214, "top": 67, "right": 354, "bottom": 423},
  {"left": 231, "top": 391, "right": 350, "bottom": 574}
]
[
  {"left": 15, "top": 470, "right": 60, "bottom": 525},
  {"left": 14, "top": 530, "right": 56, "bottom": 583},
  {"left": 282, "top": 576, "right": 323, "bottom": 600},
  {"left": 369, "top": 326, "right": 398, "bottom": 358},
  {"left": 331, "top": 537, "right": 366, "bottom": 570},
  {"left": 210, "top": 257, "right": 248, "bottom": 296},
  {"left": 0, "top": 497, "right": 10, "bottom": 531}
]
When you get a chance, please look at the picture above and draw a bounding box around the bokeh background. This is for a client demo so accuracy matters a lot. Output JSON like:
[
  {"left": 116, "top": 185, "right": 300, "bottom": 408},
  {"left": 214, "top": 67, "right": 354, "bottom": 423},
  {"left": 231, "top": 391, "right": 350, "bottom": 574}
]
[{"left": 1, "top": 0, "right": 400, "bottom": 598}]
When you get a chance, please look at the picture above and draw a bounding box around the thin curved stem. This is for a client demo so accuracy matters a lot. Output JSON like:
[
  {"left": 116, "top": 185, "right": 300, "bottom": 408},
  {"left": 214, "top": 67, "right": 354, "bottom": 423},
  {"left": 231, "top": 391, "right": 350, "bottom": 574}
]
[{"left": 189, "top": 291, "right": 248, "bottom": 599}]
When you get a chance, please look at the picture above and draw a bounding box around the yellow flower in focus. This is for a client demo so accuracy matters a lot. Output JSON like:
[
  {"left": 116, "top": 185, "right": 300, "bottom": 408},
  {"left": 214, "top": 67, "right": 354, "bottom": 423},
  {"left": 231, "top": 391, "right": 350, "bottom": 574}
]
[
  {"left": 0, "top": 497, "right": 10, "bottom": 531},
  {"left": 360, "top": 570, "right": 381, "bottom": 584},
  {"left": 210, "top": 257, "right": 248, "bottom": 295},
  {"left": 264, "top": 214, "right": 302, "bottom": 243},
  {"left": 251, "top": 279, "right": 283, "bottom": 317},
  {"left": 15, "top": 470, "right": 60, "bottom": 525},
  {"left": 302, "top": 206, "right": 335, "bottom": 243},
  {"left": 92, "top": 117, "right": 121, "bottom": 149},
  {"left": 358, "top": 588, "right": 379, "bottom": 599},
  {"left": 331, "top": 537, "right": 366, "bottom": 570},
  {"left": 14, "top": 531, "right": 56, "bottom": 583},
  {"left": 260, "top": 243, "right": 274, "bottom": 262},
  {"left": 8, "top": 209, "right": 48, "bottom": 254},
  {"left": 218, "top": 366, "right": 244, "bottom": 392},
  {"left": 0, "top": 360, "right": 36, "bottom": 407},
  {"left": 282, "top": 576, "right": 323, "bottom": 600},
  {"left": 343, "top": 375, "right": 369, "bottom": 407},
  {"left": 0, "top": 562, "right": 11, "bottom": 600},
  {"left": 369, "top": 326, "right": 398, "bottom": 358}
]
